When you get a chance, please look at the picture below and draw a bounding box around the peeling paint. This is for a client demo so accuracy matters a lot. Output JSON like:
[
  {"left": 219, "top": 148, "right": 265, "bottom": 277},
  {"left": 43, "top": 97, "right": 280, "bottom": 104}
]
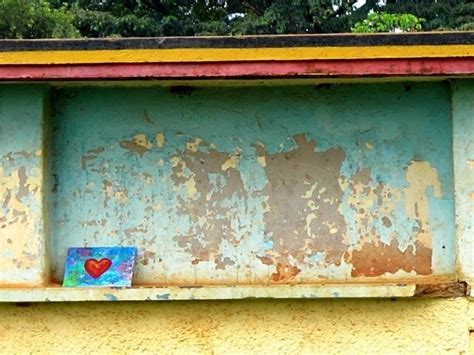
[
  {"left": 351, "top": 239, "right": 432, "bottom": 277},
  {"left": 0, "top": 86, "right": 49, "bottom": 285},
  {"left": 171, "top": 138, "right": 247, "bottom": 270},
  {"left": 119, "top": 134, "right": 152, "bottom": 157},
  {"left": 257, "top": 133, "right": 347, "bottom": 281},
  {"left": 404, "top": 161, "right": 441, "bottom": 249},
  {"left": 155, "top": 132, "right": 165, "bottom": 148},
  {"left": 81, "top": 147, "right": 105, "bottom": 169},
  {"left": 47, "top": 83, "right": 456, "bottom": 286}
]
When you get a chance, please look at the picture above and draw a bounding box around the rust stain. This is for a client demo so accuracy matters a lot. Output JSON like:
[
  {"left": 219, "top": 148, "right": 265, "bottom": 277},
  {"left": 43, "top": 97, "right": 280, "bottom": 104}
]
[
  {"left": 404, "top": 161, "right": 441, "bottom": 249},
  {"left": 414, "top": 282, "right": 468, "bottom": 297},
  {"left": 350, "top": 239, "right": 432, "bottom": 277},
  {"left": 271, "top": 262, "right": 301, "bottom": 282}
]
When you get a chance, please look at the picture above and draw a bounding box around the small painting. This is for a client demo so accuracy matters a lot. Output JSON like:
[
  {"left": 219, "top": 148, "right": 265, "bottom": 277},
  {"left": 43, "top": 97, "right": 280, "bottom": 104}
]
[{"left": 62, "top": 247, "right": 137, "bottom": 287}]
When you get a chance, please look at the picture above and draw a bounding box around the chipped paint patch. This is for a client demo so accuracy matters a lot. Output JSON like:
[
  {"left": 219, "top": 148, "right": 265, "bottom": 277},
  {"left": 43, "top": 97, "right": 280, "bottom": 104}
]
[
  {"left": 0, "top": 162, "right": 42, "bottom": 276},
  {"left": 257, "top": 134, "right": 347, "bottom": 280},
  {"left": 155, "top": 132, "right": 165, "bottom": 148},
  {"left": 119, "top": 134, "right": 152, "bottom": 157},
  {"left": 405, "top": 161, "right": 441, "bottom": 249},
  {"left": 171, "top": 137, "right": 246, "bottom": 270},
  {"left": 350, "top": 239, "right": 432, "bottom": 277}
]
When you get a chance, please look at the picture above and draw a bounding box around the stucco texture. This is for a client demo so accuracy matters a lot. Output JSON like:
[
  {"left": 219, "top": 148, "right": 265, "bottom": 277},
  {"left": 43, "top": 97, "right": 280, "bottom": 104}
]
[{"left": 0, "top": 298, "right": 473, "bottom": 354}]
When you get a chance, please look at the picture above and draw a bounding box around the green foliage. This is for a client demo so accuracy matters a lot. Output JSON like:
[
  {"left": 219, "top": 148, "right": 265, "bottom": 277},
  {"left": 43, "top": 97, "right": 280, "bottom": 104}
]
[
  {"left": 230, "top": 0, "right": 359, "bottom": 35},
  {"left": 69, "top": 0, "right": 194, "bottom": 37},
  {"left": 66, "top": 0, "right": 362, "bottom": 37},
  {"left": 352, "top": 12, "right": 424, "bottom": 33},
  {"left": 0, "top": 0, "right": 472, "bottom": 38},
  {"left": 0, "top": 0, "right": 79, "bottom": 39},
  {"left": 383, "top": 0, "right": 474, "bottom": 31},
  {"left": 65, "top": 0, "right": 235, "bottom": 37}
]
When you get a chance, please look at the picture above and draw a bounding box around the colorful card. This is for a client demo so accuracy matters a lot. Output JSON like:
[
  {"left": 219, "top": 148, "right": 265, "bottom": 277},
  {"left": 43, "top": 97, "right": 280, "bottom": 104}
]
[{"left": 62, "top": 247, "right": 137, "bottom": 287}]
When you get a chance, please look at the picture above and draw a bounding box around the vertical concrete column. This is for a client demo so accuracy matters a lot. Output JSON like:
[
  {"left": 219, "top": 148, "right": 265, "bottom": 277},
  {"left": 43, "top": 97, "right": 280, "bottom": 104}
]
[
  {"left": 0, "top": 85, "right": 51, "bottom": 286},
  {"left": 452, "top": 80, "right": 474, "bottom": 290}
]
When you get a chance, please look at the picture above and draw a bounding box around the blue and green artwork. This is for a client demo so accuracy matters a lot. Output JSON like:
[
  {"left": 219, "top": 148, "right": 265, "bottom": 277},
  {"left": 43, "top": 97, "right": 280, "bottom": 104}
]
[{"left": 62, "top": 247, "right": 137, "bottom": 287}]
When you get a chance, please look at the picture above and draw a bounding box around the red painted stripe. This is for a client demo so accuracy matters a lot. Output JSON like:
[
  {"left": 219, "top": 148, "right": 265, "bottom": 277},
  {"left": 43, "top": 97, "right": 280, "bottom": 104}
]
[{"left": 0, "top": 58, "right": 472, "bottom": 80}]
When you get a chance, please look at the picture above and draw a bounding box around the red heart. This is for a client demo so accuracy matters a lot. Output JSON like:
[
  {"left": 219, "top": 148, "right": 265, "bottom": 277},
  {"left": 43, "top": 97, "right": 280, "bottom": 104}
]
[{"left": 84, "top": 258, "right": 112, "bottom": 278}]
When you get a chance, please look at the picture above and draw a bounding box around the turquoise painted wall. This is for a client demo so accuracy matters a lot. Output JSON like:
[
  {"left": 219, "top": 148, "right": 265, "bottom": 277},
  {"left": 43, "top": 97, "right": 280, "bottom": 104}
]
[
  {"left": 47, "top": 82, "right": 455, "bottom": 285},
  {"left": 0, "top": 86, "right": 49, "bottom": 285}
]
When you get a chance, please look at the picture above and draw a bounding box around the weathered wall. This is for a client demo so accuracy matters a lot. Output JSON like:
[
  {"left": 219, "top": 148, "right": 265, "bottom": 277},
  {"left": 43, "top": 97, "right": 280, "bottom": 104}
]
[
  {"left": 0, "top": 298, "right": 473, "bottom": 353},
  {"left": 49, "top": 82, "right": 455, "bottom": 286},
  {"left": 1, "top": 79, "right": 473, "bottom": 353},
  {"left": 453, "top": 80, "right": 474, "bottom": 287},
  {"left": 2, "top": 81, "right": 464, "bottom": 291},
  {"left": 0, "top": 85, "right": 50, "bottom": 285}
]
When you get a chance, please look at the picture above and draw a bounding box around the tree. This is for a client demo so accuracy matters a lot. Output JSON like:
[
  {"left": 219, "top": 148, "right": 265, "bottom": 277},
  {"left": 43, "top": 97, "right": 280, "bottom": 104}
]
[
  {"left": 0, "top": 0, "right": 472, "bottom": 38},
  {"left": 65, "top": 0, "right": 233, "bottom": 37},
  {"left": 383, "top": 0, "right": 474, "bottom": 31},
  {"left": 229, "top": 0, "right": 359, "bottom": 35},
  {"left": 0, "top": 0, "right": 79, "bottom": 39},
  {"left": 62, "top": 0, "right": 366, "bottom": 36},
  {"left": 352, "top": 12, "right": 424, "bottom": 32}
]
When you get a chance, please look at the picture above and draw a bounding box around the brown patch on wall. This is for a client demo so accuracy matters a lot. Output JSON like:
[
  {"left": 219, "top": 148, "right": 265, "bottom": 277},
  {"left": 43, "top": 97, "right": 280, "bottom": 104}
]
[
  {"left": 81, "top": 147, "right": 105, "bottom": 169},
  {"left": 382, "top": 216, "right": 392, "bottom": 228},
  {"left": 141, "top": 251, "right": 157, "bottom": 266},
  {"left": 271, "top": 262, "right": 301, "bottom": 282},
  {"left": 256, "top": 255, "right": 274, "bottom": 265},
  {"left": 172, "top": 139, "right": 246, "bottom": 270},
  {"left": 16, "top": 166, "right": 29, "bottom": 200},
  {"left": 214, "top": 256, "right": 235, "bottom": 270},
  {"left": 257, "top": 134, "right": 347, "bottom": 281},
  {"left": 414, "top": 282, "right": 467, "bottom": 297},
  {"left": 351, "top": 167, "right": 372, "bottom": 186},
  {"left": 350, "top": 239, "right": 432, "bottom": 277},
  {"left": 119, "top": 134, "right": 152, "bottom": 157},
  {"left": 120, "top": 140, "right": 148, "bottom": 157}
]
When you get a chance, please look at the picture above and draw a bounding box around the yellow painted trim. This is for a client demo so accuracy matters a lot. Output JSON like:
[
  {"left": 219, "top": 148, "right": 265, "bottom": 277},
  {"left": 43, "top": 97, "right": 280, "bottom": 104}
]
[{"left": 0, "top": 45, "right": 473, "bottom": 64}]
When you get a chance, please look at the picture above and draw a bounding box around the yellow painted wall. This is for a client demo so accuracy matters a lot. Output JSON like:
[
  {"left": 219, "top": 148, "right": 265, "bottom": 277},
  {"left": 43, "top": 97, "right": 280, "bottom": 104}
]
[{"left": 1, "top": 298, "right": 473, "bottom": 354}]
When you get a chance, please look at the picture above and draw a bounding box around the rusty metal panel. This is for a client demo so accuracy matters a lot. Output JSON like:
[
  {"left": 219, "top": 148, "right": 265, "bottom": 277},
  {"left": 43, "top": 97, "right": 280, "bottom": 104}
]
[{"left": 46, "top": 82, "right": 455, "bottom": 287}]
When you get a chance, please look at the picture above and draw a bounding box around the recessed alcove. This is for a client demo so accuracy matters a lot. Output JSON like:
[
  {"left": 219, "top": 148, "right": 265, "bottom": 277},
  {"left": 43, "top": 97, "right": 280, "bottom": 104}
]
[{"left": 47, "top": 81, "right": 456, "bottom": 287}]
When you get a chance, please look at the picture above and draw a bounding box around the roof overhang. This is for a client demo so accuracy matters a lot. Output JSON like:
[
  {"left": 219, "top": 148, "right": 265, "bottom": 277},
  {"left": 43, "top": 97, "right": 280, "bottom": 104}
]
[{"left": 0, "top": 32, "right": 473, "bottom": 81}]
